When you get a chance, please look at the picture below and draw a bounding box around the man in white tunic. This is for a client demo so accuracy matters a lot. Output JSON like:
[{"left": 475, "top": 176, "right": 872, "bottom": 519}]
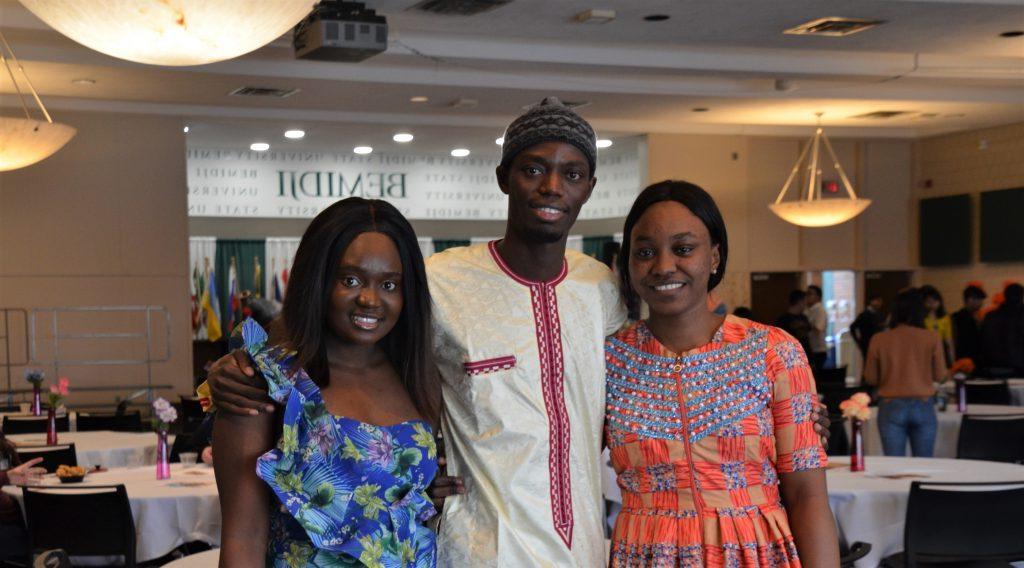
[{"left": 429, "top": 99, "right": 625, "bottom": 566}]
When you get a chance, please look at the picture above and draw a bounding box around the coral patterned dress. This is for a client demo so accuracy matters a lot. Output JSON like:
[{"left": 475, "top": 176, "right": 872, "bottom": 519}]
[{"left": 604, "top": 316, "right": 826, "bottom": 567}]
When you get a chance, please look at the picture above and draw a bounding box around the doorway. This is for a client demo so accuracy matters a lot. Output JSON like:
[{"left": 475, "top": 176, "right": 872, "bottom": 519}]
[{"left": 750, "top": 272, "right": 804, "bottom": 324}]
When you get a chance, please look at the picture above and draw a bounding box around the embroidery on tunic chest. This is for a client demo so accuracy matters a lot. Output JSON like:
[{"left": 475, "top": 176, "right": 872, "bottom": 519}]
[
  {"left": 488, "top": 241, "right": 574, "bottom": 549},
  {"left": 605, "top": 327, "right": 771, "bottom": 444}
]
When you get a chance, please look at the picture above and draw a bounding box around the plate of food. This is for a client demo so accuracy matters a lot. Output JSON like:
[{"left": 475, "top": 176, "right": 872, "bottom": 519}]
[{"left": 56, "top": 465, "right": 86, "bottom": 483}]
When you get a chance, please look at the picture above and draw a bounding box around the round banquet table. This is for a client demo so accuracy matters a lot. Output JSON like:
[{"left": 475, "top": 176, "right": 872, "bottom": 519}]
[
  {"left": 3, "top": 463, "right": 220, "bottom": 563},
  {"left": 7, "top": 430, "right": 167, "bottom": 468},
  {"left": 827, "top": 456, "right": 1024, "bottom": 567},
  {"left": 846, "top": 404, "right": 1024, "bottom": 458},
  {"left": 0, "top": 410, "right": 78, "bottom": 431}
]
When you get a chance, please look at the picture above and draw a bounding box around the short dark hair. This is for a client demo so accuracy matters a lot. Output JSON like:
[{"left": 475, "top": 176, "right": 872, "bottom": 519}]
[
  {"left": 807, "top": 285, "right": 822, "bottom": 298},
  {"left": 281, "top": 197, "right": 439, "bottom": 424},
  {"left": 892, "top": 287, "right": 927, "bottom": 328},
  {"left": 732, "top": 306, "right": 754, "bottom": 319},
  {"left": 617, "top": 180, "right": 728, "bottom": 318},
  {"left": 919, "top": 284, "right": 946, "bottom": 317},
  {"left": 789, "top": 289, "right": 808, "bottom": 306},
  {"left": 963, "top": 285, "right": 987, "bottom": 302},
  {"left": 1004, "top": 283, "right": 1024, "bottom": 307}
]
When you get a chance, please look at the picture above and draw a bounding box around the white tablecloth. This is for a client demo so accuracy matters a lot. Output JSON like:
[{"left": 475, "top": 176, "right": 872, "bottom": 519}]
[
  {"left": 1009, "top": 378, "right": 1024, "bottom": 406},
  {"left": 3, "top": 464, "right": 220, "bottom": 562},
  {"left": 848, "top": 404, "right": 1024, "bottom": 458},
  {"left": 827, "top": 456, "right": 1024, "bottom": 567},
  {"left": 8, "top": 430, "right": 166, "bottom": 468}
]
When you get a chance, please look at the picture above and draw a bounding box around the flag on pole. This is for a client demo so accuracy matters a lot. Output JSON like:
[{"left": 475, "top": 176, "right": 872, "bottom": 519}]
[
  {"left": 281, "top": 266, "right": 289, "bottom": 299},
  {"left": 228, "top": 256, "right": 240, "bottom": 333},
  {"left": 190, "top": 263, "right": 201, "bottom": 335},
  {"left": 253, "top": 256, "right": 263, "bottom": 298},
  {"left": 202, "top": 259, "right": 222, "bottom": 341}
]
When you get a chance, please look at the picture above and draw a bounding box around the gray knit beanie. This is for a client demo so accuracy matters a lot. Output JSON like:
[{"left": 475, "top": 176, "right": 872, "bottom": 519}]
[{"left": 500, "top": 97, "right": 597, "bottom": 174}]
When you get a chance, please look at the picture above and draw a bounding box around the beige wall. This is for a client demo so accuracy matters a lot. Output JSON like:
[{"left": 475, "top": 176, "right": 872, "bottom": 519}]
[
  {"left": 0, "top": 110, "right": 190, "bottom": 409},
  {"left": 646, "top": 133, "right": 914, "bottom": 311},
  {"left": 912, "top": 122, "right": 1024, "bottom": 309}
]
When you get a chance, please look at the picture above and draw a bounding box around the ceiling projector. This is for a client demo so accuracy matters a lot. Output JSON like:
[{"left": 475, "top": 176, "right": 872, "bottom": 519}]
[{"left": 294, "top": 1, "right": 387, "bottom": 62}]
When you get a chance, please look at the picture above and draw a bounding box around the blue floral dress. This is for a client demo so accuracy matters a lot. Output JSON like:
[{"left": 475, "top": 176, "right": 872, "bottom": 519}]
[{"left": 234, "top": 319, "right": 438, "bottom": 567}]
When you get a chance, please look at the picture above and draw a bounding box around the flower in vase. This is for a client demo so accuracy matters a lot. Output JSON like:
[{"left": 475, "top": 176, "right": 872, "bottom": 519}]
[
  {"left": 23, "top": 369, "right": 45, "bottom": 385},
  {"left": 840, "top": 392, "right": 872, "bottom": 421},
  {"left": 951, "top": 358, "right": 975, "bottom": 377},
  {"left": 46, "top": 378, "right": 69, "bottom": 408},
  {"left": 151, "top": 397, "right": 178, "bottom": 431}
]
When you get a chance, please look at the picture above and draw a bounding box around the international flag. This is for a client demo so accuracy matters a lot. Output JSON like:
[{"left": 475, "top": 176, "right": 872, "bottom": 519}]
[
  {"left": 190, "top": 264, "right": 201, "bottom": 334},
  {"left": 227, "top": 257, "right": 240, "bottom": 333},
  {"left": 281, "top": 266, "right": 289, "bottom": 299},
  {"left": 202, "top": 263, "right": 222, "bottom": 342},
  {"left": 253, "top": 256, "right": 263, "bottom": 298}
]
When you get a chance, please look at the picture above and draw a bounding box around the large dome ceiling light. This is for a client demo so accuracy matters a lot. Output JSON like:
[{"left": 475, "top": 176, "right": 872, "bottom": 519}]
[
  {"left": 769, "top": 113, "right": 871, "bottom": 228},
  {"left": 18, "top": 0, "right": 315, "bottom": 67},
  {"left": 0, "top": 32, "right": 76, "bottom": 172}
]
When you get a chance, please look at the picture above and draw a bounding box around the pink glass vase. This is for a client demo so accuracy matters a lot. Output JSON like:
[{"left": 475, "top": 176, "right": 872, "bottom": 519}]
[
  {"left": 156, "top": 430, "right": 171, "bottom": 479},
  {"left": 955, "top": 378, "right": 967, "bottom": 412},
  {"left": 46, "top": 406, "right": 58, "bottom": 445},
  {"left": 850, "top": 419, "right": 865, "bottom": 472},
  {"left": 31, "top": 383, "right": 41, "bottom": 416}
]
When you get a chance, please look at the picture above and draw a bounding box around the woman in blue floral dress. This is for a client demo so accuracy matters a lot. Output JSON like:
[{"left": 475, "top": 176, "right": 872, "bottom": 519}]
[{"left": 214, "top": 198, "right": 441, "bottom": 567}]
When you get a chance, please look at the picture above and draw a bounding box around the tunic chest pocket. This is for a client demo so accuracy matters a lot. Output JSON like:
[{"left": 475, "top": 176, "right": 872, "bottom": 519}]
[{"left": 463, "top": 355, "right": 516, "bottom": 376}]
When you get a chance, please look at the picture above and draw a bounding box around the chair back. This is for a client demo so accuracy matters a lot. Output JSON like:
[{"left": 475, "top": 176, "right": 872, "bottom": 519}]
[
  {"left": 814, "top": 366, "right": 848, "bottom": 388},
  {"left": 23, "top": 484, "right": 135, "bottom": 566},
  {"left": 956, "top": 413, "right": 1024, "bottom": 463},
  {"left": 179, "top": 396, "right": 205, "bottom": 432},
  {"left": 15, "top": 443, "right": 77, "bottom": 473},
  {"left": 964, "top": 379, "right": 1012, "bottom": 405},
  {"left": 904, "top": 481, "right": 1024, "bottom": 566},
  {"left": 77, "top": 411, "right": 143, "bottom": 432},
  {"left": 826, "top": 413, "right": 850, "bottom": 456},
  {"left": 1, "top": 414, "right": 69, "bottom": 435}
]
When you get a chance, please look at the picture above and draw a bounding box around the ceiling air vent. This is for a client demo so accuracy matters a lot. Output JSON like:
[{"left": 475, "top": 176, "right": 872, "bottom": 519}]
[
  {"left": 784, "top": 17, "right": 885, "bottom": 37},
  {"left": 851, "top": 110, "right": 914, "bottom": 119},
  {"left": 411, "top": 0, "right": 512, "bottom": 16},
  {"left": 228, "top": 86, "right": 301, "bottom": 98}
]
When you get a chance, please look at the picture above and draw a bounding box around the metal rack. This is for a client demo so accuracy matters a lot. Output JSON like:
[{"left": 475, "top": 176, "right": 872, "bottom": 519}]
[
  {"left": 0, "top": 308, "right": 30, "bottom": 406},
  {"left": 25, "top": 305, "right": 173, "bottom": 405}
]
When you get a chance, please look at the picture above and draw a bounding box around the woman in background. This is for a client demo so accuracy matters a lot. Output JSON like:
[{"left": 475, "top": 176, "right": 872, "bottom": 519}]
[
  {"left": 864, "top": 288, "right": 948, "bottom": 457},
  {"left": 921, "top": 285, "right": 954, "bottom": 366}
]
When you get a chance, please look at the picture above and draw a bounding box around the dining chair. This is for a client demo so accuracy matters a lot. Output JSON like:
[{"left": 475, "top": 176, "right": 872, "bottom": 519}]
[
  {"left": 14, "top": 444, "right": 76, "bottom": 473},
  {"left": 883, "top": 480, "right": 1024, "bottom": 567},
  {"left": 1, "top": 414, "right": 69, "bottom": 435},
  {"left": 23, "top": 484, "right": 136, "bottom": 567},
  {"left": 964, "top": 379, "right": 1012, "bottom": 406},
  {"left": 956, "top": 413, "right": 1024, "bottom": 463},
  {"left": 76, "top": 411, "right": 143, "bottom": 432},
  {"left": 814, "top": 366, "right": 849, "bottom": 388}
]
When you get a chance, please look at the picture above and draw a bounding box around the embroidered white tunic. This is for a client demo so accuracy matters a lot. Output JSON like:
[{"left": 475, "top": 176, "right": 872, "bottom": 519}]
[{"left": 427, "top": 242, "right": 626, "bottom": 567}]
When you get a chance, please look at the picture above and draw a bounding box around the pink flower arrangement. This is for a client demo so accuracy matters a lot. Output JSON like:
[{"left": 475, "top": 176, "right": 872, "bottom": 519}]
[
  {"left": 840, "top": 392, "right": 871, "bottom": 421},
  {"left": 46, "top": 377, "right": 69, "bottom": 408}
]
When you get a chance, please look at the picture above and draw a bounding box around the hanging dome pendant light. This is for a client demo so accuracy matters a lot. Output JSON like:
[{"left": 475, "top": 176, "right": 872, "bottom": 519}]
[
  {"left": 18, "top": 0, "right": 315, "bottom": 67},
  {"left": 0, "top": 32, "right": 76, "bottom": 172},
  {"left": 769, "top": 113, "right": 871, "bottom": 227}
]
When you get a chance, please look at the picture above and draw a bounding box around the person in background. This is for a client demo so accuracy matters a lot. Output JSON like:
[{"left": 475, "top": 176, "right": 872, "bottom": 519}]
[
  {"left": 0, "top": 431, "right": 45, "bottom": 562},
  {"left": 863, "top": 288, "right": 948, "bottom": 457},
  {"left": 980, "top": 282, "right": 1024, "bottom": 376},
  {"left": 921, "top": 285, "right": 954, "bottom": 367},
  {"left": 850, "top": 294, "right": 885, "bottom": 361},
  {"left": 776, "top": 289, "right": 813, "bottom": 359},
  {"left": 951, "top": 284, "right": 986, "bottom": 362},
  {"left": 732, "top": 305, "right": 754, "bottom": 320},
  {"left": 805, "top": 285, "right": 829, "bottom": 371},
  {"left": 601, "top": 240, "right": 620, "bottom": 272}
]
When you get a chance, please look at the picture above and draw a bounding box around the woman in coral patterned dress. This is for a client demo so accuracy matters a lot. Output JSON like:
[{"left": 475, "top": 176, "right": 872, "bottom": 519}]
[{"left": 606, "top": 181, "right": 839, "bottom": 567}]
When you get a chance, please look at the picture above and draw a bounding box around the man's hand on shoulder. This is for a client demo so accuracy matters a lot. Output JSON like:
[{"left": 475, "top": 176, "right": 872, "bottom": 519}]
[{"left": 208, "top": 349, "right": 274, "bottom": 416}]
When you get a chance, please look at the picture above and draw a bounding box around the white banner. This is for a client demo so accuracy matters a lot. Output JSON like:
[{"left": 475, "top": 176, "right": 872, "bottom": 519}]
[{"left": 187, "top": 137, "right": 644, "bottom": 221}]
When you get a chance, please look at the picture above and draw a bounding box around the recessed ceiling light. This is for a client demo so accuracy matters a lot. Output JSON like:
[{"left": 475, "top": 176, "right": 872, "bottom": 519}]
[
  {"left": 574, "top": 9, "right": 616, "bottom": 24},
  {"left": 692, "top": 107, "right": 710, "bottom": 112},
  {"left": 596, "top": 139, "right": 613, "bottom": 149},
  {"left": 183, "top": 126, "right": 190, "bottom": 133},
  {"left": 784, "top": 17, "right": 885, "bottom": 37},
  {"left": 393, "top": 132, "right": 414, "bottom": 143},
  {"left": 644, "top": 14, "right": 670, "bottom": 22},
  {"left": 353, "top": 146, "right": 373, "bottom": 155},
  {"left": 1000, "top": 30, "right": 1024, "bottom": 38},
  {"left": 495, "top": 137, "right": 504, "bottom": 145},
  {"left": 451, "top": 148, "right": 470, "bottom": 157},
  {"left": 71, "top": 78, "right": 95, "bottom": 85},
  {"left": 284, "top": 129, "right": 305, "bottom": 139},
  {"left": 250, "top": 142, "right": 270, "bottom": 152},
  {"left": 410, "top": 96, "right": 429, "bottom": 103}
]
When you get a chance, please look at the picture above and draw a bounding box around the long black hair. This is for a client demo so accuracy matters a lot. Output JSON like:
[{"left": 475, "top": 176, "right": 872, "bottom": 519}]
[
  {"left": 616, "top": 180, "right": 729, "bottom": 318},
  {"left": 920, "top": 284, "right": 947, "bottom": 318},
  {"left": 281, "top": 197, "right": 439, "bottom": 424}
]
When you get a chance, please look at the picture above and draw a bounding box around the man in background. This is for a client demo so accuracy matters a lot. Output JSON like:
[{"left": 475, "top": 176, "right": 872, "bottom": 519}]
[
  {"left": 951, "top": 284, "right": 986, "bottom": 362},
  {"left": 776, "top": 289, "right": 813, "bottom": 360},
  {"left": 805, "top": 284, "right": 830, "bottom": 371},
  {"left": 980, "top": 283, "right": 1024, "bottom": 376},
  {"left": 850, "top": 295, "right": 885, "bottom": 362}
]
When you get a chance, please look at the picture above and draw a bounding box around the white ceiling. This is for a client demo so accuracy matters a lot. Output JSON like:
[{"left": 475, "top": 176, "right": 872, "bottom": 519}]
[{"left": 1, "top": 0, "right": 1022, "bottom": 145}]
